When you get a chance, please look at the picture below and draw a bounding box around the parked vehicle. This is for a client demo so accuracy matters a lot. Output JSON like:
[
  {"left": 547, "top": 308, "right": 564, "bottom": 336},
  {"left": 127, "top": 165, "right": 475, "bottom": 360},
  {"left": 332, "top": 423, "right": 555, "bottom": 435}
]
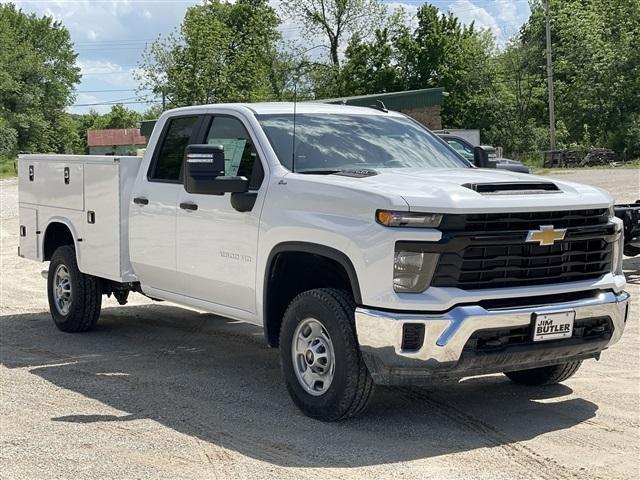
[
  {"left": 614, "top": 202, "right": 640, "bottom": 256},
  {"left": 433, "top": 128, "right": 481, "bottom": 146},
  {"left": 436, "top": 132, "right": 531, "bottom": 173},
  {"left": 18, "top": 103, "right": 630, "bottom": 421}
]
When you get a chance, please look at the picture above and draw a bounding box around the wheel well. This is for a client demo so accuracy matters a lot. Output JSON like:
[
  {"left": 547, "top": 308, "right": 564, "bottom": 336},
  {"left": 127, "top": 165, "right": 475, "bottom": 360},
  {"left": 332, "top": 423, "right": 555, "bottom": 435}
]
[
  {"left": 264, "top": 247, "right": 360, "bottom": 347},
  {"left": 43, "top": 222, "right": 75, "bottom": 260}
]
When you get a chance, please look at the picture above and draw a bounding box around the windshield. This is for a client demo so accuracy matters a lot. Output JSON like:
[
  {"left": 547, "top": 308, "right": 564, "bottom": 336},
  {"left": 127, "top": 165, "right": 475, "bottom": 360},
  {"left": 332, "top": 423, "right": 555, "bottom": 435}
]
[{"left": 257, "top": 113, "right": 470, "bottom": 172}]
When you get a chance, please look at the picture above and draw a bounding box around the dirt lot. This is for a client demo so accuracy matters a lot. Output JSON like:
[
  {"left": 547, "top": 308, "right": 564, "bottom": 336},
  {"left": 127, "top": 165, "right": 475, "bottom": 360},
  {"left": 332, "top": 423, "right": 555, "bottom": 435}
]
[{"left": 1, "top": 169, "right": 638, "bottom": 480}]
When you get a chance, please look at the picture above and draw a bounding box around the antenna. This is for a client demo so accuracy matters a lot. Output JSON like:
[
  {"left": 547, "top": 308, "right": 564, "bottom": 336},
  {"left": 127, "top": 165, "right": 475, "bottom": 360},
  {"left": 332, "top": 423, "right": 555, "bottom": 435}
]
[
  {"left": 291, "top": 82, "right": 298, "bottom": 173},
  {"left": 368, "top": 100, "right": 388, "bottom": 113}
]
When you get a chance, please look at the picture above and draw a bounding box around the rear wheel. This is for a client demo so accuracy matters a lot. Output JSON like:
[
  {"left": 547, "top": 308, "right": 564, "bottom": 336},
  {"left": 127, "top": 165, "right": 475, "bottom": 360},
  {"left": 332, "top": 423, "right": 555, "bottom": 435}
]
[
  {"left": 504, "top": 361, "right": 582, "bottom": 386},
  {"left": 47, "top": 245, "right": 102, "bottom": 332},
  {"left": 279, "top": 288, "right": 374, "bottom": 421}
]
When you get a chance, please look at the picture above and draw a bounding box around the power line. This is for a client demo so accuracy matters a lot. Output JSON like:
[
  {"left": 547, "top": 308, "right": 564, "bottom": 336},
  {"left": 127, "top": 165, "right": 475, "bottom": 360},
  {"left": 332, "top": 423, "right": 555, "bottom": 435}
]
[
  {"left": 75, "top": 88, "right": 144, "bottom": 93},
  {"left": 70, "top": 99, "right": 160, "bottom": 107}
]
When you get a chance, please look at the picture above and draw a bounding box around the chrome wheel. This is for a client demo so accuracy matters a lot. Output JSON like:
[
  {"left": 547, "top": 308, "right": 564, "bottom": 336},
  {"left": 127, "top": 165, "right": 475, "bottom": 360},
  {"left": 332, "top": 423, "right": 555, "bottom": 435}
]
[
  {"left": 53, "top": 264, "right": 72, "bottom": 316},
  {"left": 292, "top": 318, "right": 335, "bottom": 396}
]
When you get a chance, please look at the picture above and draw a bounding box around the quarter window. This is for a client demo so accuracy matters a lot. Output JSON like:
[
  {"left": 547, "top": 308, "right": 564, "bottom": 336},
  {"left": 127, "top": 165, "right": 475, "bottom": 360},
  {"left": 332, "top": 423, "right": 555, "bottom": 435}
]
[{"left": 149, "top": 116, "right": 199, "bottom": 181}]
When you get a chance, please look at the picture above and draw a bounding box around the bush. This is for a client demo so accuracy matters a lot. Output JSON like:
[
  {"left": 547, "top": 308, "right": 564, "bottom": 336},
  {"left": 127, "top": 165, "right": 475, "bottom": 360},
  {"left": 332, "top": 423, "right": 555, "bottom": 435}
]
[
  {"left": 0, "top": 125, "right": 18, "bottom": 158},
  {"left": 0, "top": 156, "right": 17, "bottom": 178}
]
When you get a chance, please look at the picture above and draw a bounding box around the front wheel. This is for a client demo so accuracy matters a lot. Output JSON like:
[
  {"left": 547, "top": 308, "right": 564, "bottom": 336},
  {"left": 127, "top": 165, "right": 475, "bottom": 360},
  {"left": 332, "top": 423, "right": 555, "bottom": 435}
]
[
  {"left": 279, "top": 288, "right": 374, "bottom": 421},
  {"left": 504, "top": 361, "right": 582, "bottom": 386},
  {"left": 47, "top": 245, "right": 102, "bottom": 332}
]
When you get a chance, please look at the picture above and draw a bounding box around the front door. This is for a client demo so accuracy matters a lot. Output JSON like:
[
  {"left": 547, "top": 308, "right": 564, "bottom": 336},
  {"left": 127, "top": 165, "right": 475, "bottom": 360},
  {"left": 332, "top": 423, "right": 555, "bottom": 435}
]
[
  {"left": 129, "top": 115, "right": 201, "bottom": 293},
  {"left": 175, "top": 114, "right": 266, "bottom": 314}
]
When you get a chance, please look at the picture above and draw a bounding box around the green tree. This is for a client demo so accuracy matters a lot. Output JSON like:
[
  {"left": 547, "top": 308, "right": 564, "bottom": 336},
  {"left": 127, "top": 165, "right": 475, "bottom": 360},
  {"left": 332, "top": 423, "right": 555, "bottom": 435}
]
[
  {"left": 138, "top": 0, "right": 284, "bottom": 107},
  {"left": 338, "top": 4, "right": 497, "bottom": 130},
  {"left": 399, "top": 5, "right": 496, "bottom": 129},
  {"left": 0, "top": 117, "right": 18, "bottom": 158},
  {"left": 280, "top": 0, "right": 386, "bottom": 69},
  {"left": 0, "top": 3, "right": 80, "bottom": 154},
  {"left": 95, "top": 104, "right": 141, "bottom": 129},
  {"left": 340, "top": 28, "right": 402, "bottom": 96},
  {"left": 496, "top": 0, "right": 640, "bottom": 157},
  {"left": 482, "top": 39, "right": 548, "bottom": 155}
]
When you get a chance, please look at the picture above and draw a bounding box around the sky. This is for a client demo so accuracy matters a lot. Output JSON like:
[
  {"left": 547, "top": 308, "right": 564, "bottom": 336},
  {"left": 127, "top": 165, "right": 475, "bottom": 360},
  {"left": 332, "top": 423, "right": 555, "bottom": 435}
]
[{"left": 2, "top": 0, "right": 531, "bottom": 114}]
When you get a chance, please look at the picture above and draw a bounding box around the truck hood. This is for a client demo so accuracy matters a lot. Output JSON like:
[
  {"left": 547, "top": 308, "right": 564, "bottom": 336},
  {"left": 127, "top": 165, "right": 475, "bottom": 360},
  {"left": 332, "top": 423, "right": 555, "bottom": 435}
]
[{"left": 298, "top": 167, "right": 613, "bottom": 213}]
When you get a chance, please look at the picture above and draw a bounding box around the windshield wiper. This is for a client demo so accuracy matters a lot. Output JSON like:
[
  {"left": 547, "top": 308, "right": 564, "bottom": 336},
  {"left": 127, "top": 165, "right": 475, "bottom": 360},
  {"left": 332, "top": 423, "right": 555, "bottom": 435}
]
[
  {"left": 296, "top": 169, "right": 343, "bottom": 175},
  {"left": 296, "top": 168, "right": 379, "bottom": 178}
]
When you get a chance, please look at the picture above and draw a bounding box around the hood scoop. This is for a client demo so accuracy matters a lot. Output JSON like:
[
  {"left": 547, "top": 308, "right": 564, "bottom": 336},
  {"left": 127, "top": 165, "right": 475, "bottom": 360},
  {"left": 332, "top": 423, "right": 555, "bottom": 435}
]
[{"left": 462, "top": 182, "right": 561, "bottom": 195}]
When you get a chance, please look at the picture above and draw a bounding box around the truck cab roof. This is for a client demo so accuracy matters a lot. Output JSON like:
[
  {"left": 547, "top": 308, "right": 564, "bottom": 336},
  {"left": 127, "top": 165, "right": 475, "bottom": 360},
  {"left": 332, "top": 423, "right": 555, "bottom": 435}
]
[{"left": 165, "top": 102, "right": 406, "bottom": 117}]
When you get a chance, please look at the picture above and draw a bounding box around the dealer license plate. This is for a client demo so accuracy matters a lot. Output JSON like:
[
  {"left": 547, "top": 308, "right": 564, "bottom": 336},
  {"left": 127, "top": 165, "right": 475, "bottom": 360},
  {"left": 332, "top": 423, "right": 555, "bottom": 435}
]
[{"left": 532, "top": 311, "right": 575, "bottom": 342}]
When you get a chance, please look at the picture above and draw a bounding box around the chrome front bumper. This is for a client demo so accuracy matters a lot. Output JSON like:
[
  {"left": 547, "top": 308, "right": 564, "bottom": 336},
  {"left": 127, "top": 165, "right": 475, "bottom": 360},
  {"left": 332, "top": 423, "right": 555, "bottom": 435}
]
[{"left": 355, "top": 290, "right": 630, "bottom": 385}]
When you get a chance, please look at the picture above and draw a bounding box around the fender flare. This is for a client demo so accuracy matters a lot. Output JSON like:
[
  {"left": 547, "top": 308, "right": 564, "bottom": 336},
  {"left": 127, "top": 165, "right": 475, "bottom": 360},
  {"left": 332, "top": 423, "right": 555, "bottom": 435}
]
[
  {"left": 41, "top": 218, "right": 81, "bottom": 261},
  {"left": 264, "top": 241, "right": 362, "bottom": 305}
]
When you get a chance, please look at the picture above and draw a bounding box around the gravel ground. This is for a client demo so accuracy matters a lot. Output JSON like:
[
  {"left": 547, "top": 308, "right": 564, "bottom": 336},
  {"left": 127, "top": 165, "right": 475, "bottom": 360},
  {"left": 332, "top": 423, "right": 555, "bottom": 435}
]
[{"left": 1, "top": 170, "right": 638, "bottom": 480}]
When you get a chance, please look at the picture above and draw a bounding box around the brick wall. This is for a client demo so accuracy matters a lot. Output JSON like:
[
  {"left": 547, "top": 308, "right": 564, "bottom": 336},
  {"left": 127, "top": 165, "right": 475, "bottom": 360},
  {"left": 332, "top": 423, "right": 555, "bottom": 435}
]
[{"left": 402, "top": 106, "right": 442, "bottom": 130}]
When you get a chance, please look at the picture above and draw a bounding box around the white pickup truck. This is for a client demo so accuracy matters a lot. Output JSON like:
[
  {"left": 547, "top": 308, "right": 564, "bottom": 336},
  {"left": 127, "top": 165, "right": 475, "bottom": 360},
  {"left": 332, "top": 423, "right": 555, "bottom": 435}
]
[{"left": 18, "top": 103, "right": 630, "bottom": 421}]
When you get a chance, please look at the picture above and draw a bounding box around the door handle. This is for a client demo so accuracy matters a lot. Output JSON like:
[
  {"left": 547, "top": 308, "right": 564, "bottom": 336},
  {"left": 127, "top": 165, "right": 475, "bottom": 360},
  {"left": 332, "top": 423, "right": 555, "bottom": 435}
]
[
  {"left": 179, "top": 202, "right": 198, "bottom": 211},
  {"left": 133, "top": 197, "right": 149, "bottom": 205}
]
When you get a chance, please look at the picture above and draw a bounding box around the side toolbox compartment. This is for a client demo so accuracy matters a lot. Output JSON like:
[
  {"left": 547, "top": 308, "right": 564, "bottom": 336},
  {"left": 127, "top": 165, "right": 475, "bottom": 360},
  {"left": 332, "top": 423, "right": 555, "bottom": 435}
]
[
  {"left": 82, "top": 163, "right": 121, "bottom": 280},
  {"left": 18, "top": 207, "right": 39, "bottom": 260},
  {"left": 19, "top": 159, "right": 84, "bottom": 210}
]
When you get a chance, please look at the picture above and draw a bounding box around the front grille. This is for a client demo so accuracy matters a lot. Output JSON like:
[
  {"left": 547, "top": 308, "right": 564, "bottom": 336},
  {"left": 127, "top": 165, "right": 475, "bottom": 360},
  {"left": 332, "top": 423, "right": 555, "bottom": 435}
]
[
  {"left": 409, "top": 208, "right": 617, "bottom": 290},
  {"left": 432, "top": 237, "right": 613, "bottom": 289},
  {"left": 439, "top": 208, "right": 609, "bottom": 232},
  {"left": 464, "top": 316, "right": 612, "bottom": 353}
]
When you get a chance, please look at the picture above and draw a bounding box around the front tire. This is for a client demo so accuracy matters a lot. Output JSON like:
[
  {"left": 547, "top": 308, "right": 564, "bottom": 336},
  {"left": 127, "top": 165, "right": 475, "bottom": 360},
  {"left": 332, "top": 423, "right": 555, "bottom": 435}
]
[
  {"left": 279, "top": 288, "right": 374, "bottom": 421},
  {"left": 47, "top": 245, "right": 102, "bottom": 332},
  {"left": 504, "top": 361, "right": 582, "bottom": 386}
]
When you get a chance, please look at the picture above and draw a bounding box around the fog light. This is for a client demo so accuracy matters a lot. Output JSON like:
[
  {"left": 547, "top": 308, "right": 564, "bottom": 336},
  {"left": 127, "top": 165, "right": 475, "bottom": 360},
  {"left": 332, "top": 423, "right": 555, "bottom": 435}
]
[
  {"left": 402, "top": 323, "right": 425, "bottom": 350},
  {"left": 394, "top": 250, "right": 438, "bottom": 293}
]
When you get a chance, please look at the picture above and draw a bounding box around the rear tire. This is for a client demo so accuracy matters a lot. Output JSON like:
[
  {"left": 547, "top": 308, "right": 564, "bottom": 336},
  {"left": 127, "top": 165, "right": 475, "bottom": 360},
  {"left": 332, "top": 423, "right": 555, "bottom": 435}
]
[
  {"left": 47, "top": 245, "right": 102, "bottom": 332},
  {"left": 504, "top": 361, "right": 582, "bottom": 386},
  {"left": 279, "top": 288, "right": 374, "bottom": 421}
]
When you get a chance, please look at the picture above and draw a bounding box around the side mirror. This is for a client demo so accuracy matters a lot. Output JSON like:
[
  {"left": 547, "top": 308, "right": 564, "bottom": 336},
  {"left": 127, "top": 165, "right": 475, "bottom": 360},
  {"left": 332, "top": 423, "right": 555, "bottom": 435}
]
[
  {"left": 473, "top": 146, "right": 498, "bottom": 168},
  {"left": 184, "top": 144, "right": 249, "bottom": 195}
]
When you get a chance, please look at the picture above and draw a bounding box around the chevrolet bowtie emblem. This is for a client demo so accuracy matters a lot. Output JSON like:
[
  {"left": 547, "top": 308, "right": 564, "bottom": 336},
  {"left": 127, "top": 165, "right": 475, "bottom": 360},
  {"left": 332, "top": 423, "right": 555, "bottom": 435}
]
[{"left": 526, "top": 225, "right": 567, "bottom": 246}]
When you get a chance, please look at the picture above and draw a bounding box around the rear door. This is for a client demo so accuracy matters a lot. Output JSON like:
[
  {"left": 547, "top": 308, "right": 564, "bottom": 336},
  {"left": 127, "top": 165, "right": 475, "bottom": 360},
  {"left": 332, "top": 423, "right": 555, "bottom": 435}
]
[
  {"left": 129, "top": 115, "right": 202, "bottom": 293},
  {"left": 175, "top": 114, "right": 266, "bottom": 313}
]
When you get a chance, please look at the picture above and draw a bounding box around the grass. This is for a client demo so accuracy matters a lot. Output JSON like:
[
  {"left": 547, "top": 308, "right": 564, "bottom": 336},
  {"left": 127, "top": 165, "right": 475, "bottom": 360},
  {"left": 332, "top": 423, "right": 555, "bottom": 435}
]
[
  {"left": 0, "top": 158, "right": 18, "bottom": 179},
  {"left": 533, "top": 159, "right": 640, "bottom": 175}
]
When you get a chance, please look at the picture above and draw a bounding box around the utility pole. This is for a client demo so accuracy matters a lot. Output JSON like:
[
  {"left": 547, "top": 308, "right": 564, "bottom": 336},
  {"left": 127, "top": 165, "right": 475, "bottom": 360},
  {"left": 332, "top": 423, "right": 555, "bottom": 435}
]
[
  {"left": 544, "top": 0, "right": 556, "bottom": 151},
  {"left": 161, "top": 87, "right": 166, "bottom": 112}
]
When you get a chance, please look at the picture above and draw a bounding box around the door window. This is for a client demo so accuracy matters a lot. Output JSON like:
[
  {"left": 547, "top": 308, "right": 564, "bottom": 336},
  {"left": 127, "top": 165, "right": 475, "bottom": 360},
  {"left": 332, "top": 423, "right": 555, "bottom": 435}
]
[
  {"left": 205, "top": 116, "right": 264, "bottom": 189},
  {"left": 149, "top": 116, "right": 199, "bottom": 182}
]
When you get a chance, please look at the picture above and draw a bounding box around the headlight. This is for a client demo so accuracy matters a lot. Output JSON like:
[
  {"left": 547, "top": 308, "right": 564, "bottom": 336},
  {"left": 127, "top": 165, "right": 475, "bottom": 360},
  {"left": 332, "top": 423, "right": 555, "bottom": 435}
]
[
  {"left": 394, "top": 249, "right": 439, "bottom": 293},
  {"left": 377, "top": 210, "right": 442, "bottom": 228}
]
